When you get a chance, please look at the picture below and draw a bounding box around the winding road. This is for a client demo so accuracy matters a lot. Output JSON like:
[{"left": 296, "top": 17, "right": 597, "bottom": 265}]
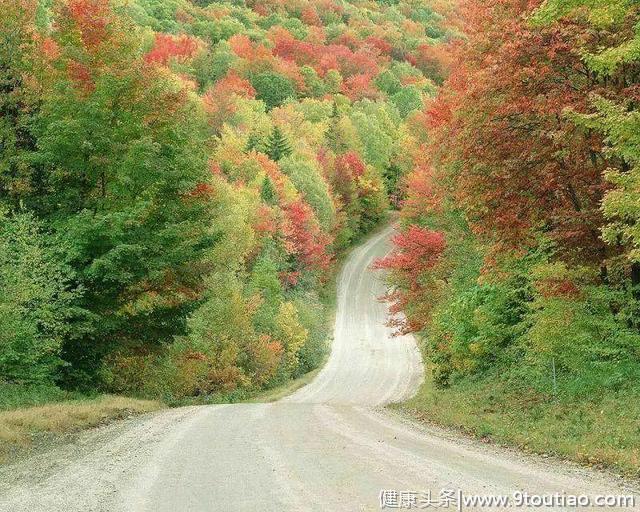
[{"left": 0, "top": 227, "right": 635, "bottom": 511}]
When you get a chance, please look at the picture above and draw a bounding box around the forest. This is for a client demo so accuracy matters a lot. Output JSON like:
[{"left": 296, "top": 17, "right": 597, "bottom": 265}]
[
  {"left": 3, "top": 0, "right": 640, "bottom": 475},
  {"left": 381, "top": 0, "right": 640, "bottom": 473},
  {"left": 0, "top": 0, "right": 447, "bottom": 402}
]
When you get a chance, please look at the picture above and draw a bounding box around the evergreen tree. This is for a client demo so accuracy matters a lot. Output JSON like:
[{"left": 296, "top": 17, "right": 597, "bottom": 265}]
[
  {"left": 246, "top": 131, "right": 263, "bottom": 153},
  {"left": 325, "top": 102, "right": 348, "bottom": 154},
  {"left": 265, "top": 126, "right": 292, "bottom": 162},
  {"left": 260, "top": 176, "right": 277, "bottom": 205}
]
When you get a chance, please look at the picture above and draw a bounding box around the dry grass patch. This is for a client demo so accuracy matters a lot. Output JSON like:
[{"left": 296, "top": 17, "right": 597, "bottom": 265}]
[{"left": 0, "top": 395, "right": 162, "bottom": 449}]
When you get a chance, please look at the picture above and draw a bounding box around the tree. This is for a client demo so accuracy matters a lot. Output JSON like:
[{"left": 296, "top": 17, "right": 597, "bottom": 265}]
[
  {"left": 246, "top": 131, "right": 263, "bottom": 153},
  {"left": 332, "top": 151, "right": 366, "bottom": 206},
  {"left": 280, "top": 156, "right": 336, "bottom": 231},
  {"left": 276, "top": 302, "right": 308, "bottom": 373},
  {"left": 0, "top": 0, "right": 40, "bottom": 205},
  {"left": 260, "top": 175, "right": 277, "bottom": 206},
  {"left": 325, "top": 102, "right": 349, "bottom": 154},
  {"left": 423, "top": 0, "right": 613, "bottom": 263},
  {"left": 33, "top": 0, "right": 217, "bottom": 385},
  {"left": 0, "top": 212, "right": 79, "bottom": 384},
  {"left": 391, "top": 87, "right": 423, "bottom": 118},
  {"left": 264, "top": 126, "right": 292, "bottom": 162},
  {"left": 375, "top": 225, "right": 447, "bottom": 334},
  {"left": 144, "top": 33, "right": 200, "bottom": 66},
  {"left": 530, "top": 1, "right": 640, "bottom": 270},
  {"left": 249, "top": 253, "right": 285, "bottom": 335},
  {"left": 374, "top": 70, "right": 402, "bottom": 95},
  {"left": 250, "top": 71, "right": 296, "bottom": 109},
  {"left": 282, "top": 198, "right": 332, "bottom": 273},
  {"left": 350, "top": 102, "right": 398, "bottom": 172},
  {"left": 300, "top": 65, "right": 326, "bottom": 98}
]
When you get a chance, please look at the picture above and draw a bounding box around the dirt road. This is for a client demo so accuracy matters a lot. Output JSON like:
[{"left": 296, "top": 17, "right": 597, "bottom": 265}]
[{"left": 0, "top": 227, "right": 635, "bottom": 511}]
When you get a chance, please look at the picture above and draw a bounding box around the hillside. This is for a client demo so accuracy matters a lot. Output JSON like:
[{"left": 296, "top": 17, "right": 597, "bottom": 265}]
[{"left": 0, "top": 0, "right": 447, "bottom": 404}]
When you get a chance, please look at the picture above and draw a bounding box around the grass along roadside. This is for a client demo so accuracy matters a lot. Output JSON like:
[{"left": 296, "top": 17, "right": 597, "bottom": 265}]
[
  {"left": 397, "top": 369, "right": 640, "bottom": 478},
  {"left": 0, "top": 389, "right": 162, "bottom": 463},
  {"left": 247, "top": 362, "right": 326, "bottom": 403}
]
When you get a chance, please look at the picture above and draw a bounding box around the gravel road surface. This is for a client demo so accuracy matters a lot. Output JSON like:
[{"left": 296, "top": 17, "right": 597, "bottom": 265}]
[{"left": 0, "top": 226, "right": 636, "bottom": 511}]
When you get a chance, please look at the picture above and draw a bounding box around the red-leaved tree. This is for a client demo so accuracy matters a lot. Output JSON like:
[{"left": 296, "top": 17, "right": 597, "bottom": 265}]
[{"left": 375, "top": 226, "right": 446, "bottom": 333}]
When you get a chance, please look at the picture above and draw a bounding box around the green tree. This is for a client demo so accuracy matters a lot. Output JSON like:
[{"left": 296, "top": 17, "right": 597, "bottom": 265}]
[
  {"left": 300, "top": 65, "right": 326, "bottom": 98},
  {"left": 0, "top": 212, "right": 79, "bottom": 384},
  {"left": 250, "top": 71, "right": 296, "bottom": 109},
  {"left": 280, "top": 156, "right": 335, "bottom": 231},
  {"left": 391, "top": 87, "right": 423, "bottom": 118},
  {"left": 260, "top": 175, "right": 277, "bottom": 205},
  {"left": 351, "top": 101, "right": 399, "bottom": 171},
  {"left": 248, "top": 252, "right": 285, "bottom": 336},
  {"left": 383, "top": 163, "right": 402, "bottom": 197},
  {"left": 191, "top": 41, "right": 236, "bottom": 90},
  {"left": 325, "top": 102, "right": 349, "bottom": 154},
  {"left": 32, "top": 2, "right": 217, "bottom": 386},
  {"left": 264, "top": 126, "right": 292, "bottom": 162},
  {"left": 374, "top": 70, "right": 402, "bottom": 95},
  {"left": 246, "top": 131, "right": 263, "bottom": 153},
  {"left": 324, "top": 69, "right": 343, "bottom": 95},
  {"left": 0, "top": 0, "right": 40, "bottom": 206},
  {"left": 592, "top": 99, "right": 640, "bottom": 263}
]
